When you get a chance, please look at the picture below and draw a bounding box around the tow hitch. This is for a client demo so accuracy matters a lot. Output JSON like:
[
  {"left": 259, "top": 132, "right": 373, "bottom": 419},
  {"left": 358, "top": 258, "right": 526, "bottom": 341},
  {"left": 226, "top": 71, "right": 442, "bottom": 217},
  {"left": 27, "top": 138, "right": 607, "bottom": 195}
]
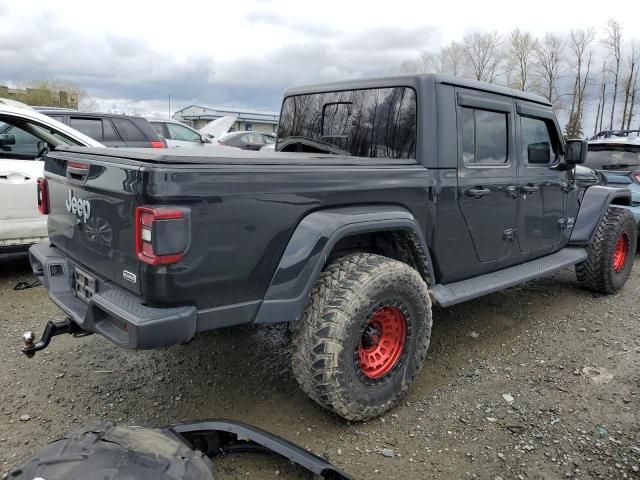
[{"left": 21, "top": 318, "right": 89, "bottom": 357}]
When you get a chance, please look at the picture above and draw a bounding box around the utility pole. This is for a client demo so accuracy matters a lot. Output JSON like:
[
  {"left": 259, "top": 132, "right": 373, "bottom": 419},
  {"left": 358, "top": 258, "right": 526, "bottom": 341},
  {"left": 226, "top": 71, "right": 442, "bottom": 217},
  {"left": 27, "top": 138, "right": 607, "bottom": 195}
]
[{"left": 168, "top": 94, "right": 171, "bottom": 118}]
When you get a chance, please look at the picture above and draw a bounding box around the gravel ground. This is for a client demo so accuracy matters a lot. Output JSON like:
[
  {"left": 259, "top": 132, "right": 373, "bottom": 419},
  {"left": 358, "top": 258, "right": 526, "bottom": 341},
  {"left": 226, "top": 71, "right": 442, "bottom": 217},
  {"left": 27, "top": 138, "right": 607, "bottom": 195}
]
[{"left": 0, "top": 252, "right": 639, "bottom": 479}]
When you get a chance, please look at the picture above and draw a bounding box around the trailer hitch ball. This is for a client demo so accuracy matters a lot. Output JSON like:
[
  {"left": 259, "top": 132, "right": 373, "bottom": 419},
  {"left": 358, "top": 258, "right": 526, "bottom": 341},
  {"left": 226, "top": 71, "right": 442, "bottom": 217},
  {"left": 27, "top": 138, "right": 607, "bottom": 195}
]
[
  {"left": 21, "top": 319, "right": 87, "bottom": 357},
  {"left": 22, "top": 331, "right": 36, "bottom": 358}
]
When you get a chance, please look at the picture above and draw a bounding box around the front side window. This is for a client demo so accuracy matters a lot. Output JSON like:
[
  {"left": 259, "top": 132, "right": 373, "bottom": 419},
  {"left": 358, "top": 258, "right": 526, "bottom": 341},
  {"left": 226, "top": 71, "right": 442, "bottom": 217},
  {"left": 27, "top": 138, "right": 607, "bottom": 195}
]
[
  {"left": 461, "top": 107, "right": 509, "bottom": 164},
  {"left": 166, "top": 123, "right": 201, "bottom": 142},
  {"left": 0, "top": 123, "right": 41, "bottom": 156},
  {"left": 520, "top": 116, "right": 557, "bottom": 165},
  {"left": 278, "top": 87, "right": 417, "bottom": 159}
]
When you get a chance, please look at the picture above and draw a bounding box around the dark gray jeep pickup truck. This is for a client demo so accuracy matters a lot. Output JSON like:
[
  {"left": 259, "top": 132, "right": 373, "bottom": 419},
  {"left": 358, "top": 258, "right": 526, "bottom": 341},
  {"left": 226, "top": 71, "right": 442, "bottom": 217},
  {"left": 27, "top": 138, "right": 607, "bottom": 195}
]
[{"left": 27, "top": 74, "right": 636, "bottom": 420}]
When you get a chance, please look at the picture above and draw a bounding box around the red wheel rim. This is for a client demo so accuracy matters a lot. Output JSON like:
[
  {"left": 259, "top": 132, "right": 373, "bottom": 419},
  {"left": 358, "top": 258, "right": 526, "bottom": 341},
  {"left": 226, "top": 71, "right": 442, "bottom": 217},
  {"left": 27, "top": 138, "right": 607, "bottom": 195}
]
[
  {"left": 358, "top": 306, "right": 407, "bottom": 380},
  {"left": 613, "top": 232, "right": 629, "bottom": 273}
]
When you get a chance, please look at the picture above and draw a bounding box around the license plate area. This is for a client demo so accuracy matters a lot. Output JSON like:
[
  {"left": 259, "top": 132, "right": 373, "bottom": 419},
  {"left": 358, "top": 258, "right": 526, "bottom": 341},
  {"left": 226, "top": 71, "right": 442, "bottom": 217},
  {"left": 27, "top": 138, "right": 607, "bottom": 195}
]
[{"left": 74, "top": 267, "right": 97, "bottom": 303}]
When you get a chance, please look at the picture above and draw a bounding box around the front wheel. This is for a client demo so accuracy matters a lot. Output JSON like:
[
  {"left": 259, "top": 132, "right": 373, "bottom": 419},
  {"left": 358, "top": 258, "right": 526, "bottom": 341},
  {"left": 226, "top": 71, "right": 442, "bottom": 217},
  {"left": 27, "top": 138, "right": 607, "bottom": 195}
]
[
  {"left": 576, "top": 207, "right": 637, "bottom": 293},
  {"left": 291, "top": 253, "right": 432, "bottom": 421}
]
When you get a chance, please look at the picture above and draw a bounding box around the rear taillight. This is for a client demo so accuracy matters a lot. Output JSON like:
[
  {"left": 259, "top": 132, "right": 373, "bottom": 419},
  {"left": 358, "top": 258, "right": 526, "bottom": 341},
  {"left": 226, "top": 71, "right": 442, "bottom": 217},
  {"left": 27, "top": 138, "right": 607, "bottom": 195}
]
[
  {"left": 150, "top": 140, "right": 165, "bottom": 149},
  {"left": 633, "top": 171, "right": 640, "bottom": 184},
  {"left": 135, "top": 206, "right": 189, "bottom": 265},
  {"left": 36, "top": 177, "right": 49, "bottom": 215}
]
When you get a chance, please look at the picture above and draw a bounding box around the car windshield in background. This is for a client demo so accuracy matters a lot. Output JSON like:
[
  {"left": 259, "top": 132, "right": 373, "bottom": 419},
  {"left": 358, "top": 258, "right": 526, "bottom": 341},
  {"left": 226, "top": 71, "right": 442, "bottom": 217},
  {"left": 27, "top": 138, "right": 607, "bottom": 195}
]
[
  {"left": 586, "top": 144, "right": 640, "bottom": 170},
  {"left": 277, "top": 87, "right": 417, "bottom": 158}
]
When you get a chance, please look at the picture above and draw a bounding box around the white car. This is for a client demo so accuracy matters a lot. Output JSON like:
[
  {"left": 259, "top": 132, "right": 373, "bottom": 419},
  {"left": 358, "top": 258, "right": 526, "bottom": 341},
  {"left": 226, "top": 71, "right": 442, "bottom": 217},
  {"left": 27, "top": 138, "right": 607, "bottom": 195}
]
[
  {"left": 0, "top": 103, "right": 102, "bottom": 252},
  {"left": 147, "top": 116, "right": 237, "bottom": 149}
]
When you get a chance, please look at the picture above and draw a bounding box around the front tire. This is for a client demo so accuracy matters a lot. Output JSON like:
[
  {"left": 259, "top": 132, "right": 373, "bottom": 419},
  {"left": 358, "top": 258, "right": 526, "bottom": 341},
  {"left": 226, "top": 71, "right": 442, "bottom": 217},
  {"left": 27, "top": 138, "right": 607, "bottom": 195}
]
[
  {"left": 291, "top": 253, "right": 432, "bottom": 421},
  {"left": 576, "top": 207, "right": 636, "bottom": 293}
]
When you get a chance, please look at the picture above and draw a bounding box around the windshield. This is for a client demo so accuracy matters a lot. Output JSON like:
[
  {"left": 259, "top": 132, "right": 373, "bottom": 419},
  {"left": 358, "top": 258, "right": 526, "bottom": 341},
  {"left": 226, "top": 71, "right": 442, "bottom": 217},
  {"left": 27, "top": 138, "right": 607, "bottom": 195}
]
[
  {"left": 586, "top": 144, "right": 640, "bottom": 170},
  {"left": 277, "top": 87, "right": 417, "bottom": 158}
]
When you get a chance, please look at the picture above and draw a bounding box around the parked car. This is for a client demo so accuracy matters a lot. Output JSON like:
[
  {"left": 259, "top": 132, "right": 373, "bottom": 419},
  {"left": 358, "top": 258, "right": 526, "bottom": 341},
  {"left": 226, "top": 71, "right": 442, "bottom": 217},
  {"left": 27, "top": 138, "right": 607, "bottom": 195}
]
[
  {"left": 586, "top": 130, "right": 640, "bottom": 230},
  {"left": 219, "top": 131, "right": 276, "bottom": 150},
  {"left": 26, "top": 74, "right": 635, "bottom": 422},
  {"left": 147, "top": 117, "right": 234, "bottom": 149},
  {"left": 36, "top": 109, "right": 165, "bottom": 148},
  {"left": 0, "top": 103, "right": 102, "bottom": 252}
]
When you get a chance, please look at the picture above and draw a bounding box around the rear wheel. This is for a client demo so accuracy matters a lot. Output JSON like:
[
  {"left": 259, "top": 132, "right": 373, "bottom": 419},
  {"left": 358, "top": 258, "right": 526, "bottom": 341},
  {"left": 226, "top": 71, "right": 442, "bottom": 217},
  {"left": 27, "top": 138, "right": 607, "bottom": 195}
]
[
  {"left": 576, "top": 207, "right": 636, "bottom": 293},
  {"left": 291, "top": 253, "right": 432, "bottom": 421}
]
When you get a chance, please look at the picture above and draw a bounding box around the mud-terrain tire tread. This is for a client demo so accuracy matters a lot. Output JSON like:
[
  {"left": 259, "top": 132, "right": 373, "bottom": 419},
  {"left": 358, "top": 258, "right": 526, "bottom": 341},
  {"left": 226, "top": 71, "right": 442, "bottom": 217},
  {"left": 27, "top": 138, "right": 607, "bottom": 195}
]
[
  {"left": 291, "top": 253, "right": 432, "bottom": 421},
  {"left": 576, "top": 207, "right": 636, "bottom": 293}
]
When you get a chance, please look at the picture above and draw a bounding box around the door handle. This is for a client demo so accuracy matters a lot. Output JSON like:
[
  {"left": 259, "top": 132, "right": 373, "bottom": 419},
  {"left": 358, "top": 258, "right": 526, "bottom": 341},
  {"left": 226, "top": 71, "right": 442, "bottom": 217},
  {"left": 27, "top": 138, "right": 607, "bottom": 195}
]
[
  {"left": 506, "top": 185, "right": 519, "bottom": 198},
  {"left": 521, "top": 184, "right": 540, "bottom": 193},
  {"left": 465, "top": 187, "right": 491, "bottom": 198},
  {"left": 0, "top": 172, "right": 31, "bottom": 183}
]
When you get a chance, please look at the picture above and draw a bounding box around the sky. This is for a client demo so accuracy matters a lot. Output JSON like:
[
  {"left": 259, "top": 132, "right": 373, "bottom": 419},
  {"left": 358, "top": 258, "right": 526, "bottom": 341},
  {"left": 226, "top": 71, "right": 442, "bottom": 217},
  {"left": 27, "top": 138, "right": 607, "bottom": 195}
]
[{"left": 0, "top": 0, "right": 637, "bottom": 117}]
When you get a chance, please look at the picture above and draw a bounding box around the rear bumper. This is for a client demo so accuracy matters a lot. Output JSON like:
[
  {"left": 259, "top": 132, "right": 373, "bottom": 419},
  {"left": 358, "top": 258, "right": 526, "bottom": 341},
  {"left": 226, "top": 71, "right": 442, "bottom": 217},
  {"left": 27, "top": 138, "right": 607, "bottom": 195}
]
[{"left": 29, "top": 241, "right": 197, "bottom": 349}]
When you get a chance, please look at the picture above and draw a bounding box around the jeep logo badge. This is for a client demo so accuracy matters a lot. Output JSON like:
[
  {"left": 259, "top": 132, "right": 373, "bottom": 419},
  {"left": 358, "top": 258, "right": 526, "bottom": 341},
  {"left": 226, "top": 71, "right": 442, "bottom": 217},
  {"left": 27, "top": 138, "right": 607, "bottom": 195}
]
[{"left": 65, "top": 190, "right": 91, "bottom": 223}]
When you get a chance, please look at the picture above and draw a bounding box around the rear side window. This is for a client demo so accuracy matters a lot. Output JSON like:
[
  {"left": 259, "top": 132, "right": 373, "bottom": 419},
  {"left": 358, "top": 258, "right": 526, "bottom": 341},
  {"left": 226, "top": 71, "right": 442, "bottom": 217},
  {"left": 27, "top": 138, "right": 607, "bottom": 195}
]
[
  {"left": 278, "top": 87, "right": 417, "bottom": 159},
  {"left": 166, "top": 123, "right": 201, "bottom": 142},
  {"left": 150, "top": 122, "right": 165, "bottom": 137},
  {"left": 461, "top": 107, "right": 508, "bottom": 164},
  {"left": 520, "top": 116, "right": 557, "bottom": 165},
  {"left": 102, "top": 119, "right": 120, "bottom": 142},
  {"left": 586, "top": 145, "right": 640, "bottom": 170},
  {"left": 112, "top": 118, "right": 147, "bottom": 142},
  {"left": 70, "top": 117, "right": 103, "bottom": 140}
]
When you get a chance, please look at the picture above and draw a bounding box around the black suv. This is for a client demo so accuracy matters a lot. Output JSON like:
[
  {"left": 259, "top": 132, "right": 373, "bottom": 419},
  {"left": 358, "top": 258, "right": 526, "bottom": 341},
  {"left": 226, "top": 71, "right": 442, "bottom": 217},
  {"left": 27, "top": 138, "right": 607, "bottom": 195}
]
[{"left": 36, "top": 109, "right": 166, "bottom": 148}]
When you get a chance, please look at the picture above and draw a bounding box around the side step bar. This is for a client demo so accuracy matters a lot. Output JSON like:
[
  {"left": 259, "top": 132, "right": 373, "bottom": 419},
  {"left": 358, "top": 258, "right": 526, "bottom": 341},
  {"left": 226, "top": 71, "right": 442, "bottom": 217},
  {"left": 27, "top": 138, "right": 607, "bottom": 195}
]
[{"left": 430, "top": 247, "right": 587, "bottom": 307}]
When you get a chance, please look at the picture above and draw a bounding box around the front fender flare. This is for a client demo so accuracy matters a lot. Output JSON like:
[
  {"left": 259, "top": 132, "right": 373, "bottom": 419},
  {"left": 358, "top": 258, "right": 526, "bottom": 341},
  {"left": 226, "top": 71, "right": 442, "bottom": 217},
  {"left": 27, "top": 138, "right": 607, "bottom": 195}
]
[
  {"left": 570, "top": 185, "right": 632, "bottom": 246},
  {"left": 253, "top": 206, "right": 432, "bottom": 324}
]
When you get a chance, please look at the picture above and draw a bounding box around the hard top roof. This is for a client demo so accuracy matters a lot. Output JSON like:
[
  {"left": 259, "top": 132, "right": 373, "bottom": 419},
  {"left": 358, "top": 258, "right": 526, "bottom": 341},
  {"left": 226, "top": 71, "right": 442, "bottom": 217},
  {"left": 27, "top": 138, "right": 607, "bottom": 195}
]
[{"left": 283, "top": 73, "right": 551, "bottom": 106}]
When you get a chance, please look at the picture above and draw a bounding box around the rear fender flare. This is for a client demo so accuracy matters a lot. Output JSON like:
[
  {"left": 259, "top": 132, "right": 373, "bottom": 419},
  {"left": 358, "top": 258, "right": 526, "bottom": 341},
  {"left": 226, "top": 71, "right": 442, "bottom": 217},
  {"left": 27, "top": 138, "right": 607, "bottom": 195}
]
[
  {"left": 570, "top": 185, "right": 632, "bottom": 246},
  {"left": 253, "top": 206, "right": 433, "bottom": 324}
]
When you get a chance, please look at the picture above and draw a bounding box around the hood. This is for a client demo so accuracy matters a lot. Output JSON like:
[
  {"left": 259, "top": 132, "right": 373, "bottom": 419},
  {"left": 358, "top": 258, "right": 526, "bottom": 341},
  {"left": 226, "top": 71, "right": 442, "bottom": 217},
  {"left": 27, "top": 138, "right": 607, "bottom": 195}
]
[{"left": 199, "top": 116, "right": 237, "bottom": 140}]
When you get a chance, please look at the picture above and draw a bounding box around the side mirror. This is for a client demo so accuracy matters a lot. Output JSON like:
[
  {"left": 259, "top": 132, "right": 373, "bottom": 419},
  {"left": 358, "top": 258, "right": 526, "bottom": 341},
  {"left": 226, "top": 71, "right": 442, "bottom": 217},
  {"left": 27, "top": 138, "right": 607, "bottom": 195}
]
[
  {"left": 201, "top": 135, "right": 211, "bottom": 144},
  {"left": 0, "top": 134, "right": 16, "bottom": 147},
  {"left": 566, "top": 139, "right": 587, "bottom": 165},
  {"left": 527, "top": 142, "right": 551, "bottom": 164}
]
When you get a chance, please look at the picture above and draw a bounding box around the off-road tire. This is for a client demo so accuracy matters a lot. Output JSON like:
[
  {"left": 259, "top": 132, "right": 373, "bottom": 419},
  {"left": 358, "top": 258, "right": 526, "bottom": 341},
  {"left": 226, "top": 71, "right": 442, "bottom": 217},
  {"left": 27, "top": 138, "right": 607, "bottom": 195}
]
[
  {"left": 291, "top": 253, "right": 432, "bottom": 421},
  {"left": 576, "top": 207, "right": 636, "bottom": 293}
]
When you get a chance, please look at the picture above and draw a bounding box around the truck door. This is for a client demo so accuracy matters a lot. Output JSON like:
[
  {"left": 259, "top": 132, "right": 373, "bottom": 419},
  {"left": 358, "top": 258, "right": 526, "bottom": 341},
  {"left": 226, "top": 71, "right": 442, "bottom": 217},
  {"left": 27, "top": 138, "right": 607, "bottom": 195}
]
[
  {"left": 456, "top": 90, "right": 519, "bottom": 263},
  {"left": 515, "top": 102, "right": 566, "bottom": 254}
]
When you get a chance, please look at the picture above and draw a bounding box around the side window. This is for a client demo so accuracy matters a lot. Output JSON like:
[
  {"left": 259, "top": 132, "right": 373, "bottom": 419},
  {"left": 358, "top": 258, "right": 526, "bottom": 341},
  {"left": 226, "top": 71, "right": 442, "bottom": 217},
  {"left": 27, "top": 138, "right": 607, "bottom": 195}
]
[
  {"left": 102, "top": 119, "right": 120, "bottom": 142},
  {"left": 150, "top": 122, "right": 165, "bottom": 138},
  {"left": 0, "top": 124, "right": 41, "bottom": 157},
  {"left": 248, "top": 133, "right": 264, "bottom": 145},
  {"left": 70, "top": 117, "right": 103, "bottom": 140},
  {"left": 520, "top": 116, "right": 557, "bottom": 165},
  {"left": 112, "top": 118, "right": 147, "bottom": 142},
  {"left": 461, "top": 107, "right": 509, "bottom": 165},
  {"left": 166, "top": 123, "right": 201, "bottom": 142}
]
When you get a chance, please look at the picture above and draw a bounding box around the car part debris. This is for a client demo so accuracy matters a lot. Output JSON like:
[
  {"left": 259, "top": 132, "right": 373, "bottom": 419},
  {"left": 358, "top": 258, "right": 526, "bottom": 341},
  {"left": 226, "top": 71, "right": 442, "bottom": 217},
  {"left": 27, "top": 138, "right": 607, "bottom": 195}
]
[
  {"left": 13, "top": 279, "right": 41, "bottom": 290},
  {"left": 6, "top": 420, "right": 352, "bottom": 480}
]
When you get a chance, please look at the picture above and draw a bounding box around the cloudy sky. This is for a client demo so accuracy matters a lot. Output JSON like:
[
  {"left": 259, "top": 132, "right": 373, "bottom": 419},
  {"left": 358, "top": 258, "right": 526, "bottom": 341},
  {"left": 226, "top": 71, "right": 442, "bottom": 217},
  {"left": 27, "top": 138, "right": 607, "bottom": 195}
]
[{"left": 0, "top": 0, "right": 637, "bottom": 116}]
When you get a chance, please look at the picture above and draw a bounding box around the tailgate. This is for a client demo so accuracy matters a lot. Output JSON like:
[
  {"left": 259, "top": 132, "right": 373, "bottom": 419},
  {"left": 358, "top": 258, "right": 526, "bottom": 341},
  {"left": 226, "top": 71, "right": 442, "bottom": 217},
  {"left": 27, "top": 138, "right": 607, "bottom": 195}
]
[{"left": 44, "top": 151, "right": 142, "bottom": 295}]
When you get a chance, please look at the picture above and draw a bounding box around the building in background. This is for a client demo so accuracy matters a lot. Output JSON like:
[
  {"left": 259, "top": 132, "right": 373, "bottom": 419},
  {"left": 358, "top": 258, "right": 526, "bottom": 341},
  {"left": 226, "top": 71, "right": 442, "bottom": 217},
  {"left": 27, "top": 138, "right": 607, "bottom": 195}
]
[
  {"left": 172, "top": 105, "right": 279, "bottom": 133},
  {"left": 0, "top": 85, "right": 79, "bottom": 109}
]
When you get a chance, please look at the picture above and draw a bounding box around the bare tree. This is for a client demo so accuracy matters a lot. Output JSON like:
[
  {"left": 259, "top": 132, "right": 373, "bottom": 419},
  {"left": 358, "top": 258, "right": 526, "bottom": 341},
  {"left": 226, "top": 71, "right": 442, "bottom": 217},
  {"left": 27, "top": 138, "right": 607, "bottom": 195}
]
[
  {"left": 508, "top": 28, "right": 538, "bottom": 91},
  {"left": 461, "top": 31, "right": 503, "bottom": 83},
  {"left": 533, "top": 33, "right": 564, "bottom": 109},
  {"left": 621, "top": 41, "right": 638, "bottom": 129},
  {"left": 627, "top": 74, "right": 638, "bottom": 129},
  {"left": 566, "top": 29, "right": 596, "bottom": 138},
  {"left": 602, "top": 19, "right": 623, "bottom": 129},
  {"left": 398, "top": 59, "right": 421, "bottom": 74},
  {"left": 594, "top": 62, "right": 608, "bottom": 135}
]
